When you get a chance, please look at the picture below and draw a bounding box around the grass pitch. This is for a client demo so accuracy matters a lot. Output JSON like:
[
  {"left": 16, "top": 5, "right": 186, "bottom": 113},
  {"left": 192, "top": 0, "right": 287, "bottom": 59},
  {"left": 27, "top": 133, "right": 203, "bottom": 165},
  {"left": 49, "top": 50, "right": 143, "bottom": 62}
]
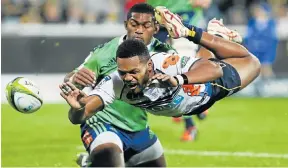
[{"left": 2, "top": 98, "right": 288, "bottom": 166}]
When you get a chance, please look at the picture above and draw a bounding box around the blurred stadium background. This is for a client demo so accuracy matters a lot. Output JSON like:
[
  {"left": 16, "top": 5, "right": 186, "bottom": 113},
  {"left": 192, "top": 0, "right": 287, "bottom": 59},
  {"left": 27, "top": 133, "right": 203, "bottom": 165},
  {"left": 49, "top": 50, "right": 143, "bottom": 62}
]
[{"left": 1, "top": 0, "right": 288, "bottom": 167}]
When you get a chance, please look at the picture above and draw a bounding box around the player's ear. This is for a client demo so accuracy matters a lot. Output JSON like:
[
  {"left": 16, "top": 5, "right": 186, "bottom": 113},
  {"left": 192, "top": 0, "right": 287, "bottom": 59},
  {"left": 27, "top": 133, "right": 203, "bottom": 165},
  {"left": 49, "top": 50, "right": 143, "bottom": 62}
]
[
  {"left": 154, "top": 23, "right": 160, "bottom": 34},
  {"left": 124, "top": 21, "right": 128, "bottom": 30},
  {"left": 147, "top": 59, "right": 153, "bottom": 71}
]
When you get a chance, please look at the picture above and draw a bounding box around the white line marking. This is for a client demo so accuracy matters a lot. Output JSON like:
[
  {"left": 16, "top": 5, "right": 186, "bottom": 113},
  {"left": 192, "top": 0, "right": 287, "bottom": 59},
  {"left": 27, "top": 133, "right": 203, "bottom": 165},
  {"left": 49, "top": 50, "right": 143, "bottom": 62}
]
[
  {"left": 76, "top": 145, "right": 288, "bottom": 159},
  {"left": 164, "top": 149, "right": 288, "bottom": 159}
]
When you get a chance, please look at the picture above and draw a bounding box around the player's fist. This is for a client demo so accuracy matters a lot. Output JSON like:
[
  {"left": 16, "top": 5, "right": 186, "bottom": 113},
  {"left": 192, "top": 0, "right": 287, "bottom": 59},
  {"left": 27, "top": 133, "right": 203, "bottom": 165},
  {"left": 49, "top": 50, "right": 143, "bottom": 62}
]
[
  {"left": 71, "top": 68, "right": 96, "bottom": 88},
  {"left": 148, "top": 73, "right": 178, "bottom": 88}
]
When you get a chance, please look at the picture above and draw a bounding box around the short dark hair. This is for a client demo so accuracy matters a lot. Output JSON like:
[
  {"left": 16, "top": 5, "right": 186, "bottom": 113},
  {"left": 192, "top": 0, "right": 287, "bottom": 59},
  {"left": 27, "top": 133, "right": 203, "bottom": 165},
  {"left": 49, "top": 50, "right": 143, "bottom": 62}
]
[
  {"left": 127, "top": 3, "right": 155, "bottom": 21},
  {"left": 116, "top": 39, "right": 150, "bottom": 63}
]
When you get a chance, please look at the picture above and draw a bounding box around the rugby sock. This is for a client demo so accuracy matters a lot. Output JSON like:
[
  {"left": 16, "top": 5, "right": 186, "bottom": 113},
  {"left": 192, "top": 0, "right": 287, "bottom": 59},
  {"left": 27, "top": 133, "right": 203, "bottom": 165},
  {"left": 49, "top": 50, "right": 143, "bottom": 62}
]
[
  {"left": 184, "top": 116, "right": 195, "bottom": 130},
  {"left": 183, "top": 22, "right": 203, "bottom": 44}
]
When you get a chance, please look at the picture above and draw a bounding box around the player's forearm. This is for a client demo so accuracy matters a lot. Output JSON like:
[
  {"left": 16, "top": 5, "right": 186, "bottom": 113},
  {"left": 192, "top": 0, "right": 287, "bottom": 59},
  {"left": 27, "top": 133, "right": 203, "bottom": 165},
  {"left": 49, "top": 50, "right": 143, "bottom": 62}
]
[
  {"left": 183, "top": 59, "right": 223, "bottom": 84},
  {"left": 68, "top": 96, "right": 104, "bottom": 124},
  {"left": 64, "top": 72, "right": 75, "bottom": 82},
  {"left": 84, "top": 96, "right": 104, "bottom": 119}
]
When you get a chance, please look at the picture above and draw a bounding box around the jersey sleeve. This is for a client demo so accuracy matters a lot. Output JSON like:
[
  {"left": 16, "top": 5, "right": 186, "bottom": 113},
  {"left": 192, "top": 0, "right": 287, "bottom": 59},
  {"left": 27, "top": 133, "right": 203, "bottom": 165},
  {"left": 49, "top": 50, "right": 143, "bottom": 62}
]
[
  {"left": 152, "top": 52, "right": 200, "bottom": 75},
  {"left": 74, "top": 44, "right": 104, "bottom": 77},
  {"left": 88, "top": 76, "right": 115, "bottom": 106},
  {"left": 179, "top": 56, "right": 201, "bottom": 74}
]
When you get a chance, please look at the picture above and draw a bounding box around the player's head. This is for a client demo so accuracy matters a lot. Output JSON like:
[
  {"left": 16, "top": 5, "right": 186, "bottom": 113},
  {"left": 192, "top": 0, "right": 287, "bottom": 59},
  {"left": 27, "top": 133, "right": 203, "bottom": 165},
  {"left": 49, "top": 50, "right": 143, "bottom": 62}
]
[
  {"left": 116, "top": 39, "right": 153, "bottom": 93},
  {"left": 125, "top": 3, "right": 160, "bottom": 46}
]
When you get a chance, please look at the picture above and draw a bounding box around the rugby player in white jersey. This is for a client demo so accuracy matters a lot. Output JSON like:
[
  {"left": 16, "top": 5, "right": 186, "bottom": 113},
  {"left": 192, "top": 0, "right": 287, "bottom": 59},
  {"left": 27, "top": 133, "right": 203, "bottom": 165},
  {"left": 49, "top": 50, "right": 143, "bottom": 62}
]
[{"left": 60, "top": 6, "right": 260, "bottom": 154}]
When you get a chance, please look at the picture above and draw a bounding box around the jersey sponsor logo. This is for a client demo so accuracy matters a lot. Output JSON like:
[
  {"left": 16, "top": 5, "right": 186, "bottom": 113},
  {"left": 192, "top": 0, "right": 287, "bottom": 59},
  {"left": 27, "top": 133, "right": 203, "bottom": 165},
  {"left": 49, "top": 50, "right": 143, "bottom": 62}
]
[
  {"left": 182, "top": 84, "right": 201, "bottom": 96},
  {"left": 181, "top": 56, "right": 191, "bottom": 68},
  {"left": 99, "top": 58, "right": 117, "bottom": 73},
  {"left": 107, "top": 58, "right": 116, "bottom": 67},
  {"left": 92, "top": 43, "right": 105, "bottom": 52},
  {"left": 149, "top": 95, "right": 184, "bottom": 112},
  {"left": 162, "top": 55, "right": 180, "bottom": 69},
  {"left": 149, "top": 129, "right": 155, "bottom": 140},
  {"left": 172, "top": 95, "right": 184, "bottom": 108},
  {"left": 82, "top": 131, "right": 93, "bottom": 147},
  {"left": 96, "top": 76, "right": 111, "bottom": 88}
]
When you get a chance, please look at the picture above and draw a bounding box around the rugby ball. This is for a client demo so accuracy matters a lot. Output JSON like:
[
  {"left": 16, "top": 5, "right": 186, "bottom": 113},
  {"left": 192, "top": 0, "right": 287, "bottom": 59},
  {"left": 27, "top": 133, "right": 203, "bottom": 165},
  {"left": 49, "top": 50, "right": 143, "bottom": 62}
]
[{"left": 5, "top": 77, "right": 43, "bottom": 113}]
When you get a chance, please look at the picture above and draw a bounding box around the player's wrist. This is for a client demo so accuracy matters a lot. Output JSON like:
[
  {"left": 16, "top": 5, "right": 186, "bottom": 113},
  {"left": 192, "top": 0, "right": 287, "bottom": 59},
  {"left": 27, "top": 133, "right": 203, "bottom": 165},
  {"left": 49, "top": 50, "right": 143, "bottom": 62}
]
[
  {"left": 174, "top": 74, "right": 189, "bottom": 85},
  {"left": 183, "top": 22, "right": 203, "bottom": 44}
]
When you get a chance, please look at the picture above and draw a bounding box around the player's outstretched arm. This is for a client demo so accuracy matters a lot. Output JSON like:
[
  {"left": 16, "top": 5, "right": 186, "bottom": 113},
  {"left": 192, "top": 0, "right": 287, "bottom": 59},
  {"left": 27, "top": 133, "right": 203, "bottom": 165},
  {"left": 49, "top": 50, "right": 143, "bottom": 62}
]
[
  {"left": 59, "top": 82, "right": 103, "bottom": 124},
  {"left": 68, "top": 95, "right": 104, "bottom": 124},
  {"left": 150, "top": 58, "right": 223, "bottom": 87}
]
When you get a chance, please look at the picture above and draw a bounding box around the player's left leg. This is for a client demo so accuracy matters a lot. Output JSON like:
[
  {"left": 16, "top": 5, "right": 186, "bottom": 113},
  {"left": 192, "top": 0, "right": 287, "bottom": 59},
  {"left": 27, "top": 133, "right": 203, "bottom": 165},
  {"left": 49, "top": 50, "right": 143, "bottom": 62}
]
[
  {"left": 129, "top": 139, "right": 166, "bottom": 167},
  {"left": 125, "top": 127, "right": 166, "bottom": 167},
  {"left": 181, "top": 116, "right": 198, "bottom": 141}
]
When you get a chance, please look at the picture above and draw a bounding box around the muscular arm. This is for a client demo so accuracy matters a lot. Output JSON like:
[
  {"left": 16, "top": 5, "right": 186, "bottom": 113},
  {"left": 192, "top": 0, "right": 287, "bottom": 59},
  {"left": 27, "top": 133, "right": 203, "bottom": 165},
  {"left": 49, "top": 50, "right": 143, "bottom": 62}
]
[
  {"left": 68, "top": 95, "right": 104, "bottom": 124},
  {"left": 183, "top": 58, "right": 223, "bottom": 84}
]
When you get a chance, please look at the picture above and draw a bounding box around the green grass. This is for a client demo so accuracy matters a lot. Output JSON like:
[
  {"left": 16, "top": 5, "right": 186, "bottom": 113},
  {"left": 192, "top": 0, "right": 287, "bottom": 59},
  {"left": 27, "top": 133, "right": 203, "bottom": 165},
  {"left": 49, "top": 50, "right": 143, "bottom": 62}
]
[{"left": 2, "top": 98, "right": 288, "bottom": 167}]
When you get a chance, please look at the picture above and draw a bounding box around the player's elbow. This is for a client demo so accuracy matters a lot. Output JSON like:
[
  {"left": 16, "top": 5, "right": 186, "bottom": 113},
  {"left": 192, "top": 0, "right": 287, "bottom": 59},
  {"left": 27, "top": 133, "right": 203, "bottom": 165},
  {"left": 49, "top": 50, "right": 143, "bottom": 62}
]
[
  {"left": 69, "top": 118, "right": 81, "bottom": 125},
  {"left": 215, "top": 64, "right": 224, "bottom": 79},
  {"left": 68, "top": 115, "right": 82, "bottom": 125},
  {"left": 68, "top": 108, "right": 84, "bottom": 125}
]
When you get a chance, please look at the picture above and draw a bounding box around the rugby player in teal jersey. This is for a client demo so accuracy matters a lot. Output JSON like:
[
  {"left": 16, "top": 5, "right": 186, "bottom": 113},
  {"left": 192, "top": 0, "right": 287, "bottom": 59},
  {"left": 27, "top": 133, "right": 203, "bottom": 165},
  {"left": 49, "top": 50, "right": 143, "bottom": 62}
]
[{"left": 63, "top": 3, "right": 175, "bottom": 167}]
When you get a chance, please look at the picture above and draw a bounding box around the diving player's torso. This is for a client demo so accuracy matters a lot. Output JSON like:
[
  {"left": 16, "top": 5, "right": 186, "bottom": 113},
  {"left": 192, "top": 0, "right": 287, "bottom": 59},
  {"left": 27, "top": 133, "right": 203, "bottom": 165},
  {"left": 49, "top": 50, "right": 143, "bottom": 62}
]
[{"left": 108, "top": 52, "right": 213, "bottom": 117}]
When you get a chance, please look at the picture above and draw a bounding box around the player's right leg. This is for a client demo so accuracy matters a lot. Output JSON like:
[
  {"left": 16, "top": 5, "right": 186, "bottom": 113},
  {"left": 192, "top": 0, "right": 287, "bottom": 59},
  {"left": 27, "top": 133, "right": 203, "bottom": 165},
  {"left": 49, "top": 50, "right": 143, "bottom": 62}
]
[
  {"left": 155, "top": 7, "right": 260, "bottom": 90},
  {"left": 196, "top": 18, "right": 261, "bottom": 89},
  {"left": 196, "top": 19, "right": 261, "bottom": 90},
  {"left": 80, "top": 119, "right": 125, "bottom": 167}
]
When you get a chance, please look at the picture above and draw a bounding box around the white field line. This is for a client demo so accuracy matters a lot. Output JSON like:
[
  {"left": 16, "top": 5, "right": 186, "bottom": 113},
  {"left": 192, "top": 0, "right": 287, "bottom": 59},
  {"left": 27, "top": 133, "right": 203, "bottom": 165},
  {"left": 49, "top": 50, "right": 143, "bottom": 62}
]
[
  {"left": 76, "top": 145, "right": 288, "bottom": 159},
  {"left": 164, "top": 149, "right": 288, "bottom": 159}
]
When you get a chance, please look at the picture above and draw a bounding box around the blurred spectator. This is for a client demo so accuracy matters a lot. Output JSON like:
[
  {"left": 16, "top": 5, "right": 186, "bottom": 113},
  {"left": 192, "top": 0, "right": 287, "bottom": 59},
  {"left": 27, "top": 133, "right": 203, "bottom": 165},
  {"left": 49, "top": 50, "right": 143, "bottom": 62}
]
[
  {"left": 20, "top": 6, "right": 42, "bottom": 23},
  {"left": 2, "top": 0, "right": 29, "bottom": 23},
  {"left": 65, "top": 0, "right": 84, "bottom": 24},
  {"left": 1, "top": 0, "right": 286, "bottom": 25},
  {"left": 42, "top": 0, "right": 64, "bottom": 23},
  {"left": 244, "top": 2, "right": 278, "bottom": 78}
]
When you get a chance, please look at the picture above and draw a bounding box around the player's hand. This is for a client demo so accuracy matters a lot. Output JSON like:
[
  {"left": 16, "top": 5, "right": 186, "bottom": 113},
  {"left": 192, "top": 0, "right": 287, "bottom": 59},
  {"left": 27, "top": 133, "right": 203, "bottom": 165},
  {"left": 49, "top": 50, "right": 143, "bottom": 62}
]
[
  {"left": 148, "top": 73, "right": 178, "bottom": 88},
  {"left": 190, "top": 0, "right": 212, "bottom": 9},
  {"left": 59, "top": 82, "right": 87, "bottom": 109},
  {"left": 154, "top": 6, "right": 190, "bottom": 39},
  {"left": 71, "top": 68, "right": 96, "bottom": 87}
]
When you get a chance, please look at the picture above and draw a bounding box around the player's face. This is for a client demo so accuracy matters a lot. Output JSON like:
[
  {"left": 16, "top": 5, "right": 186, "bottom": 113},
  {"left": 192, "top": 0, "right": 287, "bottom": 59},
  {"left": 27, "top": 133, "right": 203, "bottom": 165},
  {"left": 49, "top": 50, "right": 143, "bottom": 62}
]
[
  {"left": 125, "top": 13, "right": 158, "bottom": 45},
  {"left": 117, "top": 56, "right": 152, "bottom": 94}
]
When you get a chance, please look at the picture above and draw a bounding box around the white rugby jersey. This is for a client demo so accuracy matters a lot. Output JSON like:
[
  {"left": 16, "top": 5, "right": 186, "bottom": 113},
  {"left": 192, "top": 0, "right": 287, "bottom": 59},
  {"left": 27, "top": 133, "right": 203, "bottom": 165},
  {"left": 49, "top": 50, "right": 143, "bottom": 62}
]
[{"left": 89, "top": 52, "right": 213, "bottom": 117}]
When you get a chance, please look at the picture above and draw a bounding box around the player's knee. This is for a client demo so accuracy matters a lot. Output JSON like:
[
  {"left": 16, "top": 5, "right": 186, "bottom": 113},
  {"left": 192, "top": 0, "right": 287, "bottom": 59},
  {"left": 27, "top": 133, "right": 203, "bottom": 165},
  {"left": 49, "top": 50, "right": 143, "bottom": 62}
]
[
  {"left": 91, "top": 143, "right": 122, "bottom": 156},
  {"left": 88, "top": 131, "right": 124, "bottom": 166},
  {"left": 249, "top": 53, "right": 261, "bottom": 76},
  {"left": 90, "top": 143, "right": 124, "bottom": 167}
]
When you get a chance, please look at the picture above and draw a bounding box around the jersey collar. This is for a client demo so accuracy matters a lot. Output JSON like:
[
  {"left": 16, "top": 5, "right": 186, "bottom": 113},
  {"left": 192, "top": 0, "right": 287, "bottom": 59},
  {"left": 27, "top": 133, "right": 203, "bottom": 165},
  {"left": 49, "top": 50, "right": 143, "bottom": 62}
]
[{"left": 119, "top": 35, "right": 155, "bottom": 51}]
